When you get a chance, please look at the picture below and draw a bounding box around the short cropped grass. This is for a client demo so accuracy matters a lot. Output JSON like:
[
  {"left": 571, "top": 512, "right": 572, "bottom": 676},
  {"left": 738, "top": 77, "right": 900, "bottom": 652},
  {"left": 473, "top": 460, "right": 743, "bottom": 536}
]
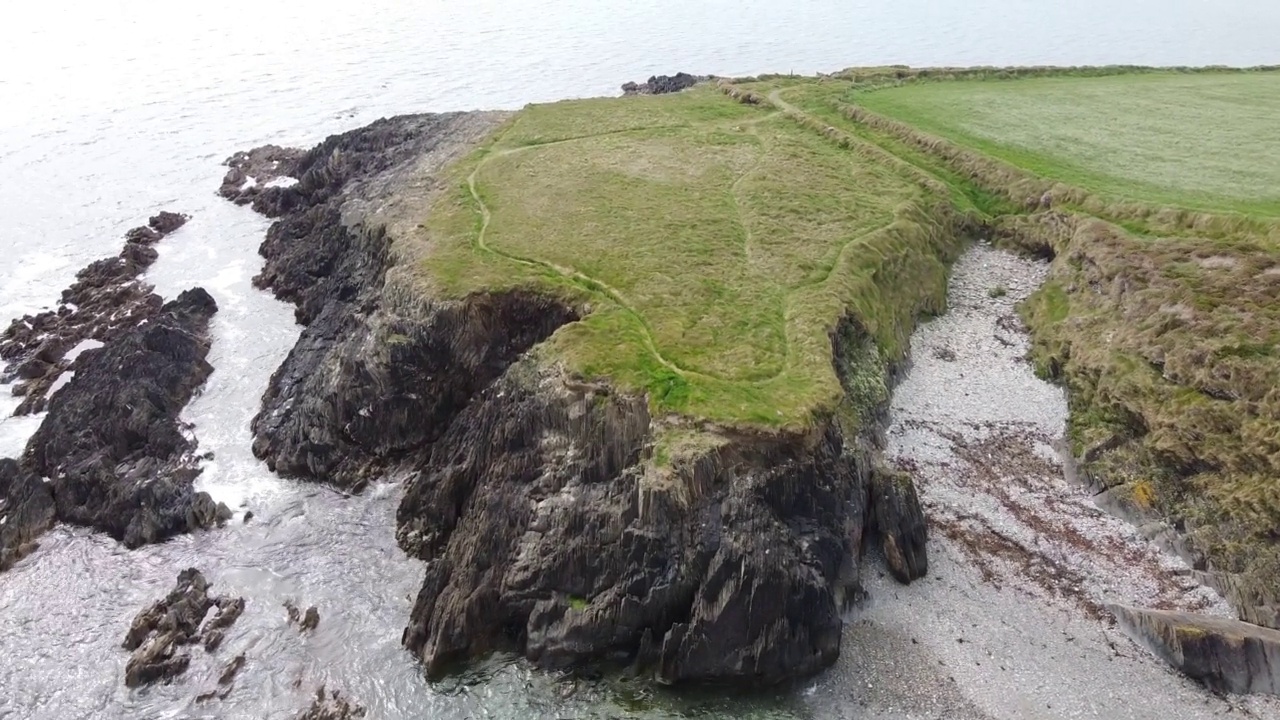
[
  {"left": 851, "top": 72, "right": 1280, "bottom": 216},
  {"left": 412, "top": 86, "right": 959, "bottom": 428}
]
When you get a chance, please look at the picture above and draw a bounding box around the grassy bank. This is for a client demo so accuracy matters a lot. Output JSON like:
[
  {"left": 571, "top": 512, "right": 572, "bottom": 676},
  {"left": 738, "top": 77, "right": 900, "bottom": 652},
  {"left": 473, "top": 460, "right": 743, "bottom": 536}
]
[
  {"left": 738, "top": 66, "right": 1280, "bottom": 620},
  {"left": 410, "top": 86, "right": 964, "bottom": 432}
]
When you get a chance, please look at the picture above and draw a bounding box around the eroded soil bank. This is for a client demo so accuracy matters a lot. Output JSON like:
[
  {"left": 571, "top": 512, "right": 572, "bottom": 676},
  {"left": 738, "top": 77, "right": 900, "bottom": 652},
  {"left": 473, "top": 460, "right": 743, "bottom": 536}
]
[{"left": 806, "top": 243, "right": 1280, "bottom": 719}]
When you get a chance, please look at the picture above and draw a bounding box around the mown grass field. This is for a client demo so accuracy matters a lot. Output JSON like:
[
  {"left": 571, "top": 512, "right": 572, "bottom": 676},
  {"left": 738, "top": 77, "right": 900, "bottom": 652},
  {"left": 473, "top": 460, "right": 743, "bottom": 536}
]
[
  {"left": 851, "top": 72, "right": 1280, "bottom": 216},
  {"left": 415, "top": 86, "right": 960, "bottom": 430}
]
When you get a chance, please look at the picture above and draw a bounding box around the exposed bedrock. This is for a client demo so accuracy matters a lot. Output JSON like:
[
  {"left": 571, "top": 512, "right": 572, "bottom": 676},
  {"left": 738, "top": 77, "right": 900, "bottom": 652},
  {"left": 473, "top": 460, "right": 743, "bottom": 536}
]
[
  {"left": 396, "top": 359, "right": 902, "bottom": 685},
  {"left": 21, "top": 288, "right": 230, "bottom": 548},
  {"left": 226, "top": 110, "right": 928, "bottom": 685},
  {"left": 0, "top": 459, "right": 55, "bottom": 571},
  {"left": 1110, "top": 604, "right": 1280, "bottom": 696},
  {"left": 226, "top": 111, "right": 555, "bottom": 490},
  {"left": 123, "top": 568, "right": 245, "bottom": 688},
  {"left": 621, "top": 72, "right": 704, "bottom": 95},
  {"left": 0, "top": 211, "right": 188, "bottom": 415}
]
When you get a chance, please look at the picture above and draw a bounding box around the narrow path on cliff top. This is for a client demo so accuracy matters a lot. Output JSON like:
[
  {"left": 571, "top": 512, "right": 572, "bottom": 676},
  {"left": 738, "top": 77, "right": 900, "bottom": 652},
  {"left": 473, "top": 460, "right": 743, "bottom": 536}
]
[
  {"left": 465, "top": 112, "right": 811, "bottom": 386},
  {"left": 465, "top": 101, "right": 924, "bottom": 392}
]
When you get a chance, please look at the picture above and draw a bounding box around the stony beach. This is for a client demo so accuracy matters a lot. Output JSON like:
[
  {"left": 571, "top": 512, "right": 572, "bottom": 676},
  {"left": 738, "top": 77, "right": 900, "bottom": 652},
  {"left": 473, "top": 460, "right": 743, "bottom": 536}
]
[{"left": 804, "top": 244, "right": 1280, "bottom": 719}]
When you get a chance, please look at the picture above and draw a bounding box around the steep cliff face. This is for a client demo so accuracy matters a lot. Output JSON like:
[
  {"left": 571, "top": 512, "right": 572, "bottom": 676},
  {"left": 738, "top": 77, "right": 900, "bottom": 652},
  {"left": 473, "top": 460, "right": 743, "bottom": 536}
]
[
  {"left": 396, "top": 358, "right": 874, "bottom": 684},
  {"left": 232, "top": 112, "right": 532, "bottom": 490},
  {"left": 226, "top": 109, "right": 929, "bottom": 686}
]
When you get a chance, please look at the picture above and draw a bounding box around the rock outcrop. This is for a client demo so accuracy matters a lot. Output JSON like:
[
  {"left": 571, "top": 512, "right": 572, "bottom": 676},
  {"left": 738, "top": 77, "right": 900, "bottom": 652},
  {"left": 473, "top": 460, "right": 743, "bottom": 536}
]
[
  {"left": 397, "top": 361, "right": 881, "bottom": 684},
  {"left": 297, "top": 687, "right": 366, "bottom": 720},
  {"left": 1110, "top": 604, "right": 1280, "bottom": 695},
  {"left": 869, "top": 465, "right": 929, "bottom": 583},
  {"left": 0, "top": 212, "right": 188, "bottom": 415},
  {"left": 123, "top": 568, "right": 245, "bottom": 688},
  {"left": 0, "top": 459, "right": 55, "bottom": 571},
  {"left": 224, "top": 108, "right": 928, "bottom": 686},
  {"left": 621, "top": 73, "right": 703, "bottom": 95},
  {"left": 22, "top": 288, "right": 230, "bottom": 548}
]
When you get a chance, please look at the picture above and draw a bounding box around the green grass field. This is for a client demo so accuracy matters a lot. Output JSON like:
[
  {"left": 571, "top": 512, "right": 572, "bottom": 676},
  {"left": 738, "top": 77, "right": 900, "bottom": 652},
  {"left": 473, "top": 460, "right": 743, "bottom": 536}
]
[
  {"left": 414, "top": 86, "right": 959, "bottom": 429},
  {"left": 850, "top": 72, "right": 1280, "bottom": 216}
]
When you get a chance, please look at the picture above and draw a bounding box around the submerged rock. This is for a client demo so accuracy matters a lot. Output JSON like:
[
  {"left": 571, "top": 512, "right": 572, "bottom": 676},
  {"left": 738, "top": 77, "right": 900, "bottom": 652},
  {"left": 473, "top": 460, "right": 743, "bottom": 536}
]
[
  {"left": 21, "top": 288, "right": 229, "bottom": 548},
  {"left": 1110, "top": 604, "right": 1280, "bottom": 695},
  {"left": 0, "top": 459, "right": 55, "bottom": 571},
  {"left": 123, "top": 568, "right": 245, "bottom": 688},
  {"left": 0, "top": 211, "right": 188, "bottom": 415},
  {"left": 297, "top": 686, "right": 366, "bottom": 720}
]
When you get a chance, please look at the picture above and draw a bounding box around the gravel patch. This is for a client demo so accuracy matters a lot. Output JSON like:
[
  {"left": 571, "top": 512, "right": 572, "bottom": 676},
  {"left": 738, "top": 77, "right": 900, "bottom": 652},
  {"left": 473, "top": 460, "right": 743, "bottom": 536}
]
[{"left": 803, "top": 243, "right": 1280, "bottom": 719}]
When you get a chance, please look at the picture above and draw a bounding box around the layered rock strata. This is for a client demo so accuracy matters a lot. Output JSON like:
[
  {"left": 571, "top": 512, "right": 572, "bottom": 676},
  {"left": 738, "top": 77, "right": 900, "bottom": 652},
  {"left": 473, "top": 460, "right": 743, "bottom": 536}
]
[{"left": 123, "top": 568, "right": 245, "bottom": 688}]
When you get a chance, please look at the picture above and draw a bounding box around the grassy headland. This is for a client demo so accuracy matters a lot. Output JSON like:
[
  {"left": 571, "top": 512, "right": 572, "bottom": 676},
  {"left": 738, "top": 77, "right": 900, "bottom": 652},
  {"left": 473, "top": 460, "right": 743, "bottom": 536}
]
[{"left": 403, "top": 66, "right": 1280, "bottom": 619}]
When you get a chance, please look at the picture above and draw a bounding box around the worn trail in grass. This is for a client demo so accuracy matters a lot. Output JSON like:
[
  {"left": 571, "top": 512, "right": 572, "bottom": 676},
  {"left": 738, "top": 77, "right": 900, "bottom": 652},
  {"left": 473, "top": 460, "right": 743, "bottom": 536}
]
[{"left": 417, "top": 87, "right": 958, "bottom": 429}]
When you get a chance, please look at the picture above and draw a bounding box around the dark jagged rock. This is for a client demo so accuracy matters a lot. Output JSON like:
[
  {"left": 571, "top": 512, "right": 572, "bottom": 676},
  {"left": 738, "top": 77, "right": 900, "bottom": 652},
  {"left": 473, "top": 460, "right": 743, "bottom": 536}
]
[
  {"left": 22, "top": 288, "right": 230, "bottom": 548},
  {"left": 621, "top": 72, "right": 704, "bottom": 95},
  {"left": 397, "top": 361, "right": 871, "bottom": 685},
  {"left": 297, "top": 687, "right": 366, "bottom": 720},
  {"left": 218, "top": 145, "right": 307, "bottom": 209},
  {"left": 123, "top": 568, "right": 245, "bottom": 688},
  {"left": 284, "top": 600, "right": 320, "bottom": 632},
  {"left": 1110, "top": 604, "right": 1280, "bottom": 695},
  {"left": 223, "top": 112, "right": 557, "bottom": 491},
  {"left": 0, "top": 211, "right": 188, "bottom": 415},
  {"left": 869, "top": 465, "right": 929, "bottom": 583},
  {"left": 0, "top": 458, "right": 55, "bottom": 571}
]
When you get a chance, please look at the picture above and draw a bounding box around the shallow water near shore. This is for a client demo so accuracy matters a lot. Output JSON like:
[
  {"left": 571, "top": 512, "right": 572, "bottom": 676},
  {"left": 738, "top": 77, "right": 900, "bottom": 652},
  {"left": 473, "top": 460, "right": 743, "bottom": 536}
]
[{"left": 3, "top": 1, "right": 1280, "bottom": 718}]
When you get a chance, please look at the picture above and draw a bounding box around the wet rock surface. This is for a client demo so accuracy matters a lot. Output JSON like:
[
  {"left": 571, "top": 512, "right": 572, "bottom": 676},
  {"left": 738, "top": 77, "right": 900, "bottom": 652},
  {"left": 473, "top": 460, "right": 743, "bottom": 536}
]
[
  {"left": 1111, "top": 604, "right": 1280, "bottom": 695},
  {"left": 621, "top": 72, "right": 704, "bottom": 95},
  {"left": 0, "top": 458, "right": 55, "bottom": 571},
  {"left": 21, "top": 288, "right": 230, "bottom": 549},
  {"left": 123, "top": 568, "right": 245, "bottom": 688},
  {"left": 0, "top": 212, "right": 188, "bottom": 415},
  {"left": 218, "top": 145, "right": 307, "bottom": 209}
]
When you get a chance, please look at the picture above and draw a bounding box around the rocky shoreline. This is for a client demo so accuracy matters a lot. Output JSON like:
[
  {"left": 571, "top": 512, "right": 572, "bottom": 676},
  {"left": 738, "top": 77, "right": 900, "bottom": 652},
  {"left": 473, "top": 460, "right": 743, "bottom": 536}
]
[
  {"left": 222, "top": 103, "right": 933, "bottom": 685},
  {"left": 0, "top": 217, "right": 231, "bottom": 568}
]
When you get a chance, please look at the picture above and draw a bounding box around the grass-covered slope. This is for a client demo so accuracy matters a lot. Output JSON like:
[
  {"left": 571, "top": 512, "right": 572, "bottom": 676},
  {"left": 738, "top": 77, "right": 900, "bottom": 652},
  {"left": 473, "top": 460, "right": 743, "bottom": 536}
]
[
  {"left": 854, "top": 72, "right": 1280, "bottom": 217},
  {"left": 410, "top": 86, "right": 963, "bottom": 431},
  {"left": 737, "top": 66, "right": 1280, "bottom": 620}
]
